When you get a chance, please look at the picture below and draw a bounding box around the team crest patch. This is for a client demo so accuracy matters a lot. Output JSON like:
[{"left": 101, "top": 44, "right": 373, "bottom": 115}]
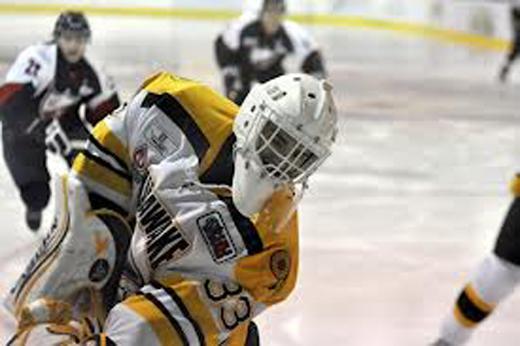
[
  {"left": 133, "top": 145, "right": 149, "bottom": 172},
  {"left": 270, "top": 249, "right": 290, "bottom": 285},
  {"left": 89, "top": 259, "right": 110, "bottom": 283},
  {"left": 197, "top": 212, "right": 237, "bottom": 264}
]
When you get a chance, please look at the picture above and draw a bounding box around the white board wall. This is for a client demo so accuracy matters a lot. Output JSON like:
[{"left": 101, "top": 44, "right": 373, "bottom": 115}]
[{"left": 0, "top": 0, "right": 514, "bottom": 39}]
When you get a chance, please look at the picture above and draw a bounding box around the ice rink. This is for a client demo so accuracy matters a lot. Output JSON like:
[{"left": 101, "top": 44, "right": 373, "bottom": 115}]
[{"left": 1, "top": 14, "right": 520, "bottom": 345}]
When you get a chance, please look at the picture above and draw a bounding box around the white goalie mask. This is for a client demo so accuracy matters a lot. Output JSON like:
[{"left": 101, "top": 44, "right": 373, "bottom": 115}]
[{"left": 232, "top": 73, "right": 338, "bottom": 217}]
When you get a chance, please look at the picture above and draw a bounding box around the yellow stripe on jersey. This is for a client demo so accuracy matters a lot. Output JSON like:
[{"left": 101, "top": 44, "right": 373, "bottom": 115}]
[
  {"left": 235, "top": 188, "right": 299, "bottom": 307},
  {"left": 91, "top": 120, "right": 131, "bottom": 168},
  {"left": 142, "top": 72, "right": 239, "bottom": 174},
  {"left": 73, "top": 153, "right": 131, "bottom": 197},
  {"left": 173, "top": 82, "right": 237, "bottom": 174},
  {"left": 510, "top": 174, "right": 520, "bottom": 197},
  {"left": 226, "top": 322, "right": 249, "bottom": 346},
  {"left": 158, "top": 275, "right": 220, "bottom": 345},
  {"left": 123, "top": 294, "right": 186, "bottom": 346}
]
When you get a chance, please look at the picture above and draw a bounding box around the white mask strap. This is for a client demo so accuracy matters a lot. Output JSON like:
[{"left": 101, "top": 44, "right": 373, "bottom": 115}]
[{"left": 273, "top": 180, "right": 308, "bottom": 234}]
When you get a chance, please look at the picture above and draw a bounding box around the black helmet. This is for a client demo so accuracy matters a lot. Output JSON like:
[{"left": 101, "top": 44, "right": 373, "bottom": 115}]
[
  {"left": 262, "top": 0, "right": 286, "bottom": 13},
  {"left": 53, "top": 11, "right": 91, "bottom": 40}
]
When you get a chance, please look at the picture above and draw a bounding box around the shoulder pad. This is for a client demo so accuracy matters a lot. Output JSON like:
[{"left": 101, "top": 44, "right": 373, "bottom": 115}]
[{"left": 5, "top": 43, "right": 56, "bottom": 91}]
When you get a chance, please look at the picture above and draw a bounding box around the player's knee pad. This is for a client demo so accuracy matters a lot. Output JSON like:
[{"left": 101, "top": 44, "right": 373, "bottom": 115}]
[{"left": 6, "top": 174, "right": 132, "bottom": 322}]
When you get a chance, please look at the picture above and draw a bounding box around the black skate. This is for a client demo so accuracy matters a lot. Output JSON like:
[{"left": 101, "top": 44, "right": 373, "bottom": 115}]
[
  {"left": 25, "top": 209, "right": 42, "bottom": 231},
  {"left": 245, "top": 321, "right": 260, "bottom": 346}
]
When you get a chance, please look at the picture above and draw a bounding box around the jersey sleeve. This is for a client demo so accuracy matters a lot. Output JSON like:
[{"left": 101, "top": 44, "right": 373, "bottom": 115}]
[
  {"left": 0, "top": 82, "right": 37, "bottom": 127},
  {"left": 85, "top": 61, "right": 121, "bottom": 125},
  {"left": 214, "top": 33, "right": 243, "bottom": 101},
  {"left": 215, "top": 30, "right": 239, "bottom": 69},
  {"left": 0, "top": 46, "right": 44, "bottom": 122},
  {"left": 72, "top": 104, "right": 132, "bottom": 216},
  {"left": 101, "top": 275, "right": 253, "bottom": 346},
  {"left": 284, "top": 21, "right": 327, "bottom": 78},
  {"left": 5, "top": 45, "right": 46, "bottom": 88},
  {"left": 215, "top": 16, "right": 253, "bottom": 101},
  {"left": 220, "top": 14, "right": 255, "bottom": 52}
]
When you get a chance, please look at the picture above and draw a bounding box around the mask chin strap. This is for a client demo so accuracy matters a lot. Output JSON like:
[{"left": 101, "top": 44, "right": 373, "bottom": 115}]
[
  {"left": 312, "top": 80, "right": 333, "bottom": 121},
  {"left": 273, "top": 179, "right": 308, "bottom": 234},
  {"left": 187, "top": 177, "right": 306, "bottom": 235}
]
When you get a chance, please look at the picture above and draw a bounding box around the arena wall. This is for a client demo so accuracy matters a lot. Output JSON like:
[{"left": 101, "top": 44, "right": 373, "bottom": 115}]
[{"left": 0, "top": 0, "right": 513, "bottom": 51}]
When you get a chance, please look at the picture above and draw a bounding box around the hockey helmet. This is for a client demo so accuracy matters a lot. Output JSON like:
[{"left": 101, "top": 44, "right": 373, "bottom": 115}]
[
  {"left": 232, "top": 73, "right": 338, "bottom": 216},
  {"left": 262, "top": 0, "right": 286, "bottom": 14},
  {"left": 53, "top": 11, "right": 91, "bottom": 40}
]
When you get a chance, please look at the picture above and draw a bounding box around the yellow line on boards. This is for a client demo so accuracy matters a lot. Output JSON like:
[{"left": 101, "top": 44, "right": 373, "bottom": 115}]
[{"left": 0, "top": 3, "right": 510, "bottom": 52}]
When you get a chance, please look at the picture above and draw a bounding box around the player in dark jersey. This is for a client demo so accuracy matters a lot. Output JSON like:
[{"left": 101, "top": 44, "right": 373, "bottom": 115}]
[
  {"left": 0, "top": 11, "right": 120, "bottom": 231},
  {"left": 499, "top": 6, "right": 520, "bottom": 82},
  {"left": 215, "top": 0, "right": 326, "bottom": 104}
]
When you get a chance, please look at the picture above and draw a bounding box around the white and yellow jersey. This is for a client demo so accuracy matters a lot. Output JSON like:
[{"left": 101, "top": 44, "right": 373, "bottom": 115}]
[{"left": 68, "top": 71, "right": 299, "bottom": 345}]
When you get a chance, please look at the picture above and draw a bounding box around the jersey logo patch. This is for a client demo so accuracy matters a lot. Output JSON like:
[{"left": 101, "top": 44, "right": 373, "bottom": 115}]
[
  {"left": 197, "top": 212, "right": 237, "bottom": 264},
  {"left": 133, "top": 145, "right": 149, "bottom": 173},
  {"left": 137, "top": 192, "right": 191, "bottom": 270},
  {"left": 269, "top": 249, "right": 291, "bottom": 289},
  {"left": 144, "top": 122, "right": 178, "bottom": 158}
]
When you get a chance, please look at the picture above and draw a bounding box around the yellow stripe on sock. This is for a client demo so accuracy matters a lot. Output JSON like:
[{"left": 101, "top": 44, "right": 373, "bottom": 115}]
[{"left": 464, "top": 284, "right": 495, "bottom": 313}]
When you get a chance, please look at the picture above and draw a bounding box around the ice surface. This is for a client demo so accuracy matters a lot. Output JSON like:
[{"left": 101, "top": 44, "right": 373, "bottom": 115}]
[{"left": 0, "top": 15, "right": 520, "bottom": 345}]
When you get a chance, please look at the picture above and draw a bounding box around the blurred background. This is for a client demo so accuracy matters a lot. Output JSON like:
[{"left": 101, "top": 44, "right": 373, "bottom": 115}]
[{"left": 1, "top": 0, "right": 520, "bottom": 345}]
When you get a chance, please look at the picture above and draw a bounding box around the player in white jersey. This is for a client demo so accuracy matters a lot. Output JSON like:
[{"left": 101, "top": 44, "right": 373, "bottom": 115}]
[
  {"left": 0, "top": 11, "right": 120, "bottom": 231},
  {"left": 432, "top": 174, "right": 520, "bottom": 346},
  {"left": 214, "top": 0, "right": 326, "bottom": 104},
  {"left": 5, "top": 71, "right": 338, "bottom": 345}
]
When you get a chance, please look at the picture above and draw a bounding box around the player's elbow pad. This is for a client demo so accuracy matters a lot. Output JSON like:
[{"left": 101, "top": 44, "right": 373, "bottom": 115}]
[
  {"left": 86, "top": 93, "right": 121, "bottom": 125},
  {"left": 0, "top": 83, "right": 37, "bottom": 125},
  {"left": 302, "top": 51, "right": 327, "bottom": 79},
  {"left": 215, "top": 35, "right": 239, "bottom": 68}
]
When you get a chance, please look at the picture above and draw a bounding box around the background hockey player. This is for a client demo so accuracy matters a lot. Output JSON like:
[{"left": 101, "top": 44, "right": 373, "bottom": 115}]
[
  {"left": 214, "top": 0, "right": 327, "bottom": 104},
  {"left": 5, "top": 71, "right": 338, "bottom": 345},
  {"left": 499, "top": 5, "right": 520, "bottom": 82},
  {"left": 0, "top": 11, "right": 120, "bottom": 231},
  {"left": 432, "top": 174, "right": 520, "bottom": 345}
]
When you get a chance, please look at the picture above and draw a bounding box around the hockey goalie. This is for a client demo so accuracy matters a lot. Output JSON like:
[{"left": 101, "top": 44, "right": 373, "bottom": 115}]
[{"left": 5, "top": 71, "right": 338, "bottom": 345}]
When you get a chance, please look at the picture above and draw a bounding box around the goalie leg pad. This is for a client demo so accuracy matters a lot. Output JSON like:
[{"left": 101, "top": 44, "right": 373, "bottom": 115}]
[{"left": 6, "top": 174, "right": 131, "bottom": 323}]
